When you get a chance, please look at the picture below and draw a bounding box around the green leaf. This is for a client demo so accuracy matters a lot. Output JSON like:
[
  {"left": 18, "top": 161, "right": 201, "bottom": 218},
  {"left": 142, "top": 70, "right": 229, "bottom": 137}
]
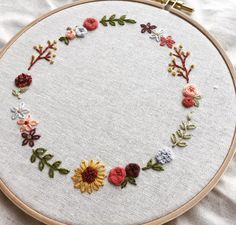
[
  {"left": 147, "top": 159, "right": 153, "bottom": 167},
  {"left": 118, "top": 20, "right": 125, "bottom": 25},
  {"left": 109, "top": 20, "right": 116, "bottom": 26},
  {"left": 121, "top": 179, "right": 127, "bottom": 189},
  {"left": 180, "top": 122, "right": 186, "bottom": 130},
  {"left": 100, "top": 21, "right": 107, "bottom": 26},
  {"left": 171, "top": 134, "right": 177, "bottom": 144},
  {"left": 120, "top": 15, "right": 126, "bottom": 20},
  {"left": 58, "top": 168, "right": 70, "bottom": 175},
  {"left": 35, "top": 148, "right": 47, "bottom": 155},
  {"left": 43, "top": 154, "right": 54, "bottom": 161},
  {"left": 194, "top": 99, "right": 199, "bottom": 107},
  {"left": 59, "top": 36, "right": 65, "bottom": 41},
  {"left": 30, "top": 154, "right": 36, "bottom": 163},
  {"left": 64, "top": 37, "right": 69, "bottom": 45},
  {"left": 152, "top": 163, "right": 164, "bottom": 171},
  {"left": 187, "top": 124, "right": 196, "bottom": 130},
  {"left": 183, "top": 134, "right": 191, "bottom": 139},
  {"left": 195, "top": 95, "right": 202, "bottom": 100},
  {"left": 176, "top": 129, "right": 184, "bottom": 138},
  {"left": 128, "top": 177, "right": 137, "bottom": 185},
  {"left": 177, "top": 142, "right": 187, "bottom": 147},
  {"left": 125, "top": 19, "right": 136, "bottom": 24},
  {"left": 109, "top": 14, "right": 116, "bottom": 20},
  {"left": 101, "top": 15, "right": 106, "bottom": 21},
  {"left": 49, "top": 168, "right": 54, "bottom": 178},
  {"left": 38, "top": 161, "right": 44, "bottom": 171},
  {"left": 186, "top": 113, "right": 193, "bottom": 121},
  {"left": 52, "top": 161, "right": 62, "bottom": 169}
]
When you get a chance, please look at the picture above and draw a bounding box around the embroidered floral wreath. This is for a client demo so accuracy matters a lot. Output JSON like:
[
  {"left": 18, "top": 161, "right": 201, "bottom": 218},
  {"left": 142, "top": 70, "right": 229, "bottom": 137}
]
[{"left": 10, "top": 15, "right": 201, "bottom": 194}]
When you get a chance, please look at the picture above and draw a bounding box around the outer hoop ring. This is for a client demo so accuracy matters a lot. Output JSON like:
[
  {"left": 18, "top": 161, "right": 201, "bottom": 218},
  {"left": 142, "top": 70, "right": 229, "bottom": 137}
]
[{"left": 0, "top": 0, "right": 235, "bottom": 224}]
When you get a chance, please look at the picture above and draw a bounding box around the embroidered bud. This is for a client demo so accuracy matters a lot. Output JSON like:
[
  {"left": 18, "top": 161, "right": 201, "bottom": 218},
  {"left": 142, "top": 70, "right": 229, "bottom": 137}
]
[
  {"left": 125, "top": 163, "right": 140, "bottom": 178},
  {"left": 15, "top": 73, "right": 32, "bottom": 88}
]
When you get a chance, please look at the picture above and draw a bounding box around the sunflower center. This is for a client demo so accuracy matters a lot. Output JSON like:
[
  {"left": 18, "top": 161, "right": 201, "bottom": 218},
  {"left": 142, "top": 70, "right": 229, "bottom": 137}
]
[{"left": 81, "top": 166, "right": 98, "bottom": 183}]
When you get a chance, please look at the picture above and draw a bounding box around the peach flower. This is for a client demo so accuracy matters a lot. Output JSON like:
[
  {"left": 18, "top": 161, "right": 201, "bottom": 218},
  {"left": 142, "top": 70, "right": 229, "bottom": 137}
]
[
  {"left": 17, "top": 114, "right": 39, "bottom": 132},
  {"left": 66, "top": 29, "right": 76, "bottom": 40},
  {"left": 183, "top": 84, "right": 198, "bottom": 97}
]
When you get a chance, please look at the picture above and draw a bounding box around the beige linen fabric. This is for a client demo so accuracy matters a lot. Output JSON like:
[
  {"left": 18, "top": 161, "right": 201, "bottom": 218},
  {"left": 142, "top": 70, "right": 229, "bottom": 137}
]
[{"left": 0, "top": 1, "right": 235, "bottom": 225}]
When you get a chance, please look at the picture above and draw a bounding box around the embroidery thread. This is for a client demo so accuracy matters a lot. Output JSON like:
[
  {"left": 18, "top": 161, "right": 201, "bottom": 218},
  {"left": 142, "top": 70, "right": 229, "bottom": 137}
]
[
  {"left": 11, "top": 102, "right": 30, "bottom": 120},
  {"left": 171, "top": 113, "right": 196, "bottom": 148},
  {"left": 21, "top": 128, "right": 41, "bottom": 147},
  {"left": 182, "top": 84, "right": 202, "bottom": 108},
  {"left": 72, "top": 160, "right": 106, "bottom": 194},
  {"left": 30, "top": 148, "right": 70, "bottom": 178},
  {"left": 28, "top": 40, "right": 57, "bottom": 70},
  {"left": 100, "top": 15, "right": 136, "bottom": 26},
  {"left": 168, "top": 45, "right": 194, "bottom": 83}
]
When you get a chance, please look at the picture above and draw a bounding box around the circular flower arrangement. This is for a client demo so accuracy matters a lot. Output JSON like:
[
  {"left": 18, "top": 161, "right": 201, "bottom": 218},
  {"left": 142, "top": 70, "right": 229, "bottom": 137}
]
[{"left": 10, "top": 15, "right": 202, "bottom": 194}]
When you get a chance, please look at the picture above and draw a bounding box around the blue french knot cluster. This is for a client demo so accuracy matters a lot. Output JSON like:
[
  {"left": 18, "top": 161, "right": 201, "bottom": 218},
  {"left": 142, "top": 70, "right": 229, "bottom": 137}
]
[{"left": 155, "top": 148, "right": 173, "bottom": 165}]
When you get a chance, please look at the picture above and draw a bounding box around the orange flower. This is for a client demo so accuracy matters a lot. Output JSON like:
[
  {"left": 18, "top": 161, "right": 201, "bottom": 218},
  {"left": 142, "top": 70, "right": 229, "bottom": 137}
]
[{"left": 17, "top": 114, "right": 39, "bottom": 132}]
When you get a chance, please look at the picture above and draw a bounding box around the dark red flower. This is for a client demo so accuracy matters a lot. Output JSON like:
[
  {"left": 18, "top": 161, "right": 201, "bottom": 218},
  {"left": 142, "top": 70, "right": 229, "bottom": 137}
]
[
  {"left": 81, "top": 166, "right": 98, "bottom": 183},
  {"left": 182, "top": 97, "right": 195, "bottom": 108},
  {"left": 140, "top": 23, "right": 157, "bottom": 33},
  {"left": 83, "top": 18, "right": 98, "bottom": 31},
  {"left": 160, "top": 36, "right": 175, "bottom": 49},
  {"left": 125, "top": 163, "right": 140, "bottom": 178},
  {"left": 15, "top": 73, "right": 32, "bottom": 88},
  {"left": 21, "top": 128, "right": 40, "bottom": 147}
]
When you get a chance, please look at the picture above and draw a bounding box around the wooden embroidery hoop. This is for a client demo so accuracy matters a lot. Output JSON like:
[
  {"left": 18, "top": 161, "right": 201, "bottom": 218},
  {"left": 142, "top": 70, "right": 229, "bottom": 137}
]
[{"left": 0, "top": 0, "right": 235, "bottom": 224}]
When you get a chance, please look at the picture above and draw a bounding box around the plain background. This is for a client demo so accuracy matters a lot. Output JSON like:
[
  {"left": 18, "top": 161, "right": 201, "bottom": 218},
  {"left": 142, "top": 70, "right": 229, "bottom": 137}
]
[{"left": 0, "top": 0, "right": 235, "bottom": 225}]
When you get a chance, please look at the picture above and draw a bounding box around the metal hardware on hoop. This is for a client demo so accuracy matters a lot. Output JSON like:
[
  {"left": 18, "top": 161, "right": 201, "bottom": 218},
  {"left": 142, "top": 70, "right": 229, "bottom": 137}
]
[{"left": 154, "top": 0, "right": 194, "bottom": 14}]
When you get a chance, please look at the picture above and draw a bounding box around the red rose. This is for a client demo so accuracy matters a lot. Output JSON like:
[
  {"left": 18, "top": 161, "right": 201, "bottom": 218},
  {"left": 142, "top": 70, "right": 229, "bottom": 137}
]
[
  {"left": 15, "top": 73, "right": 32, "bottom": 88},
  {"left": 83, "top": 18, "right": 98, "bottom": 31},
  {"left": 182, "top": 97, "right": 195, "bottom": 108},
  {"left": 108, "top": 166, "right": 126, "bottom": 186},
  {"left": 125, "top": 163, "right": 140, "bottom": 178}
]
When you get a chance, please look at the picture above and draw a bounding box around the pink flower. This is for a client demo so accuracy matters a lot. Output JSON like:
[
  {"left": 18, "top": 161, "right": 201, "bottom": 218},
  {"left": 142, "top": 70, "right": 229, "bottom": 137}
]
[
  {"left": 66, "top": 29, "right": 76, "bottom": 40},
  {"left": 108, "top": 166, "right": 126, "bottom": 186},
  {"left": 182, "top": 97, "right": 195, "bottom": 108},
  {"left": 183, "top": 84, "right": 198, "bottom": 97},
  {"left": 160, "top": 36, "right": 175, "bottom": 48},
  {"left": 17, "top": 114, "right": 39, "bottom": 132},
  {"left": 83, "top": 18, "right": 98, "bottom": 31}
]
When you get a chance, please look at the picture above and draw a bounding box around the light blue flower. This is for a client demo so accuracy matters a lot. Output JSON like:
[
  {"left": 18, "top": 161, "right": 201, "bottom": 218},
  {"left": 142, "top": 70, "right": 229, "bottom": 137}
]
[
  {"left": 10, "top": 102, "right": 30, "bottom": 120},
  {"left": 75, "top": 26, "right": 87, "bottom": 38},
  {"left": 155, "top": 147, "right": 173, "bottom": 165}
]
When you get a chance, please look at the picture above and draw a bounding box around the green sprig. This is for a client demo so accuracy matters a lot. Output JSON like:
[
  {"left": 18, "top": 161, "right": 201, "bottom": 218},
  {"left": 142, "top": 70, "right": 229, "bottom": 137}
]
[
  {"left": 12, "top": 87, "right": 28, "bottom": 99},
  {"left": 30, "top": 148, "right": 70, "bottom": 178},
  {"left": 171, "top": 113, "right": 196, "bottom": 148},
  {"left": 121, "top": 176, "right": 137, "bottom": 189},
  {"left": 59, "top": 36, "right": 69, "bottom": 45},
  {"left": 100, "top": 14, "right": 136, "bottom": 27},
  {"left": 142, "top": 159, "right": 164, "bottom": 171}
]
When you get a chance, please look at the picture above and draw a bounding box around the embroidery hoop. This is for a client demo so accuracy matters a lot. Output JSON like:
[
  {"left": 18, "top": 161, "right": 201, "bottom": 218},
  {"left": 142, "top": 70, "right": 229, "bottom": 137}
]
[{"left": 0, "top": 0, "right": 235, "bottom": 224}]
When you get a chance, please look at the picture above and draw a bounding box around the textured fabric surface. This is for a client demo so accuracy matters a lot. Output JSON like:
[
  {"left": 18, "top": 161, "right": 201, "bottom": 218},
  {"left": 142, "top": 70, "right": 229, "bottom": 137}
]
[{"left": 0, "top": 0, "right": 235, "bottom": 224}]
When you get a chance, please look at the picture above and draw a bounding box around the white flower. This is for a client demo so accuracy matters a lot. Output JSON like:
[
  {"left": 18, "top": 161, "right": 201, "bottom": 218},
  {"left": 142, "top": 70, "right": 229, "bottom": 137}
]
[
  {"left": 150, "top": 28, "right": 165, "bottom": 42},
  {"left": 155, "top": 147, "right": 173, "bottom": 165},
  {"left": 75, "top": 26, "right": 88, "bottom": 38},
  {"left": 10, "top": 102, "right": 30, "bottom": 120}
]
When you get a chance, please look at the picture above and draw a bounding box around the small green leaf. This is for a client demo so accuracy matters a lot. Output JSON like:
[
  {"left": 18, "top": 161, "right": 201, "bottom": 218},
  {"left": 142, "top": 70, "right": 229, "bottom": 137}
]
[
  {"left": 186, "top": 113, "right": 193, "bottom": 121},
  {"left": 125, "top": 19, "right": 136, "bottom": 24},
  {"left": 194, "top": 99, "right": 199, "bottom": 107},
  {"left": 59, "top": 36, "right": 65, "bottom": 41},
  {"left": 128, "top": 177, "right": 137, "bottom": 185},
  {"left": 100, "top": 21, "right": 107, "bottom": 26},
  {"left": 30, "top": 154, "right": 36, "bottom": 163},
  {"left": 43, "top": 154, "right": 54, "bottom": 161},
  {"left": 58, "top": 168, "right": 70, "bottom": 175},
  {"left": 109, "top": 14, "right": 116, "bottom": 20},
  {"left": 177, "top": 142, "right": 187, "bottom": 147},
  {"left": 187, "top": 124, "right": 196, "bottom": 130},
  {"left": 118, "top": 20, "right": 125, "bottom": 25},
  {"left": 176, "top": 129, "right": 184, "bottom": 138},
  {"left": 38, "top": 161, "right": 44, "bottom": 171},
  {"left": 109, "top": 21, "right": 116, "bottom": 26},
  {"left": 152, "top": 163, "right": 164, "bottom": 171},
  {"left": 120, "top": 15, "right": 126, "bottom": 20},
  {"left": 180, "top": 122, "right": 187, "bottom": 130},
  {"left": 183, "top": 134, "right": 191, "bottom": 139},
  {"left": 101, "top": 15, "right": 106, "bottom": 21},
  {"left": 49, "top": 168, "right": 54, "bottom": 178},
  {"left": 121, "top": 179, "right": 127, "bottom": 189},
  {"left": 52, "top": 161, "right": 62, "bottom": 169},
  {"left": 147, "top": 159, "right": 153, "bottom": 167},
  {"left": 64, "top": 37, "right": 69, "bottom": 45},
  {"left": 171, "top": 134, "right": 177, "bottom": 144},
  {"left": 35, "top": 148, "right": 47, "bottom": 155}
]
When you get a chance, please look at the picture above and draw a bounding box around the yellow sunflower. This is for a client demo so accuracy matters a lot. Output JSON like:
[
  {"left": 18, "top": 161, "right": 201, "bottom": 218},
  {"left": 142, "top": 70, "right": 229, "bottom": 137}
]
[{"left": 72, "top": 160, "right": 106, "bottom": 194}]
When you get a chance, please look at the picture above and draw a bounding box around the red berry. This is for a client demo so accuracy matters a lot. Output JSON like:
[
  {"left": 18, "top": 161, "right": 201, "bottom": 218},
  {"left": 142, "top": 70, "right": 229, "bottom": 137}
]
[
  {"left": 182, "top": 97, "right": 195, "bottom": 108},
  {"left": 15, "top": 73, "right": 32, "bottom": 88},
  {"left": 83, "top": 18, "right": 98, "bottom": 31}
]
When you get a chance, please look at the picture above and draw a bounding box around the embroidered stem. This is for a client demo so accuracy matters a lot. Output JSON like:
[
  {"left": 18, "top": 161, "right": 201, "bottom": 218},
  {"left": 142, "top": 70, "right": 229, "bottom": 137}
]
[
  {"left": 170, "top": 113, "right": 196, "bottom": 148},
  {"left": 100, "top": 14, "right": 136, "bottom": 26},
  {"left": 28, "top": 40, "right": 57, "bottom": 70},
  {"left": 168, "top": 45, "right": 194, "bottom": 83},
  {"left": 30, "top": 148, "right": 70, "bottom": 178},
  {"left": 142, "top": 159, "right": 164, "bottom": 171}
]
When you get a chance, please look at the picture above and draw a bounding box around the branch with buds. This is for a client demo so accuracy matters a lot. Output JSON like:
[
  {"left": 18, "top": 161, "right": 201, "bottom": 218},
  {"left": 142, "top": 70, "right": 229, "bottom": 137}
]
[
  {"left": 168, "top": 45, "right": 194, "bottom": 83},
  {"left": 28, "top": 40, "right": 57, "bottom": 70}
]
